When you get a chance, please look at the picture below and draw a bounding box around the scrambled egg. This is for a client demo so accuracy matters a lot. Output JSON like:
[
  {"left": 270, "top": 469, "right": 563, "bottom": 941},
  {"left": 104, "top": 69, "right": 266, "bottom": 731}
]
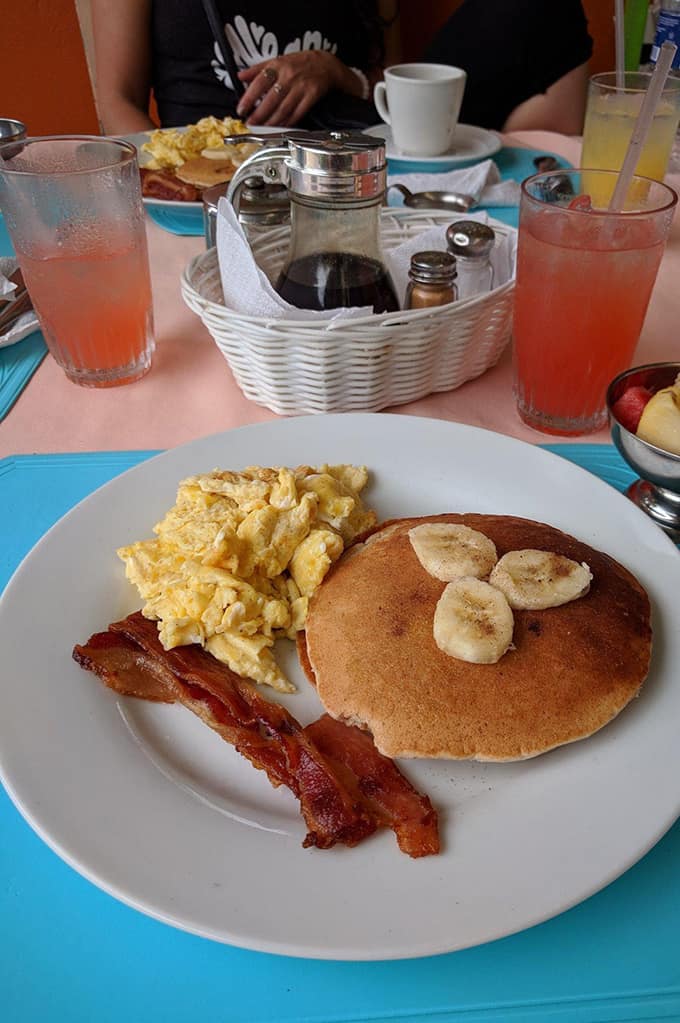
[
  {"left": 117, "top": 465, "right": 376, "bottom": 692},
  {"left": 141, "top": 116, "right": 251, "bottom": 170}
]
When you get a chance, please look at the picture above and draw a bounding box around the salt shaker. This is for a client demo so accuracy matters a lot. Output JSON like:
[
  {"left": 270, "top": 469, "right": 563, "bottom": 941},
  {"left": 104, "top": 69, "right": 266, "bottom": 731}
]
[
  {"left": 446, "top": 221, "right": 495, "bottom": 300},
  {"left": 405, "top": 251, "right": 457, "bottom": 310}
]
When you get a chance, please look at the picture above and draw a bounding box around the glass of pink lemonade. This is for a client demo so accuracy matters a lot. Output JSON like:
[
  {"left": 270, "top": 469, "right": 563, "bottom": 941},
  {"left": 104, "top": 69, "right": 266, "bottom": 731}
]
[
  {"left": 0, "top": 136, "right": 154, "bottom": 387},
  {"left": 513, "top": 169, "right": 677, "bottom": 435}
]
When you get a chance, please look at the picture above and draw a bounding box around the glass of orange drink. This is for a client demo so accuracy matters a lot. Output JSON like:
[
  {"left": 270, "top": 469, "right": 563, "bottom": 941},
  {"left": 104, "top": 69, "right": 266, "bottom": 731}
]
[
  {"left": 0, "top": 136, "right": 154, "bottom": 387},
  {"left": 513, "top": 169, "right": 677, "bottom": 436}
]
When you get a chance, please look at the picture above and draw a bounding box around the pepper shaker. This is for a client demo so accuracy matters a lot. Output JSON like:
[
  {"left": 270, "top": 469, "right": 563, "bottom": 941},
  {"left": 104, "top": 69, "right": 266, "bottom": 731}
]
[
  {"left": 405, "top": 251, "right": 457, "bottom": 310},
  {"left": 446, "top": 221, "right": 495, "bottom": 300}
]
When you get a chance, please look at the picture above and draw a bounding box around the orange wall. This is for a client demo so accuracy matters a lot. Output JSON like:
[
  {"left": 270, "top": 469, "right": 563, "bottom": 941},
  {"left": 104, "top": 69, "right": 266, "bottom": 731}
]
[{"left": 1, "top": 0, "right": 99, "bottom": 136}]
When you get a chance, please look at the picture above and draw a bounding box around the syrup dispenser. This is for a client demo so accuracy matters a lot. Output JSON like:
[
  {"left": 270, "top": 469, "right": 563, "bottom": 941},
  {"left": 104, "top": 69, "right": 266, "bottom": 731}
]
[{"left": 224, "top": 130, "right": 398, "bottom": 313}]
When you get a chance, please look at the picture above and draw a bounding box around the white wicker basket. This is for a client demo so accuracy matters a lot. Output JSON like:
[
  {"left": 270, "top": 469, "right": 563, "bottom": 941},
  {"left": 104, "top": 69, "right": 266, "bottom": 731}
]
[{"left": 181, "top": 209, "right": 515, "bottom": 415}]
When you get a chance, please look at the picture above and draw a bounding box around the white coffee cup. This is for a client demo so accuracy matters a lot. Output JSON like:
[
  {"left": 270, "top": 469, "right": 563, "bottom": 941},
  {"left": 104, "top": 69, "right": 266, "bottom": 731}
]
[{"left": 373, "top": 63, "right": 467, "bottom": 157}]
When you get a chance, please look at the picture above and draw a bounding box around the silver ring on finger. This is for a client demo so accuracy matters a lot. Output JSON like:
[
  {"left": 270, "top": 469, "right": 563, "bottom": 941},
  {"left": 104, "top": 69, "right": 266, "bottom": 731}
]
[{"left": 272, "top": 82, "right": 285, "bottom": 95}]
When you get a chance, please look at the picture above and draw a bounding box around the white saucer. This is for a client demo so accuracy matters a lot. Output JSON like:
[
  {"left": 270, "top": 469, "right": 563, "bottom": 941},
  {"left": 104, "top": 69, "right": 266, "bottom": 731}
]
[{"left": 366, "top": 123, "right": 501, "bottom": 168}]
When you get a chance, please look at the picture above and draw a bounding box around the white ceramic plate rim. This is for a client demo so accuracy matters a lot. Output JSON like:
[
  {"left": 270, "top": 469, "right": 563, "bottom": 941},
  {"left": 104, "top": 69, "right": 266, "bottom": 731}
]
[
  {"left": 0, "top": 414, "right": 678, "bottom": 961},
  {"left": 366, "top": 122, "right": 502, "bottom": 165}
]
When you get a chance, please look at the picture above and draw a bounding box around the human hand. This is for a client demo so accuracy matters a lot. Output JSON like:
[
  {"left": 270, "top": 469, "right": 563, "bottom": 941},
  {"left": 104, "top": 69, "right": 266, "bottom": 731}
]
[{"left": 236, "top": 50, "right": 351, "bottom": 126}]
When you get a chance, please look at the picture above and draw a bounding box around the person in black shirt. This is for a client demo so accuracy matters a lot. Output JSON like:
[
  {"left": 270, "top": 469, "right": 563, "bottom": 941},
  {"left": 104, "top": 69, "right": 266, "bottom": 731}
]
[
  {"left": 92, "top": 0, "right": 592, "bottom": 135},
  {"left": 425, "top": 0, "right": 593, "bottom": 134},
  {"left": 91, "top": 0, "right": 387, "bottom": 133}
]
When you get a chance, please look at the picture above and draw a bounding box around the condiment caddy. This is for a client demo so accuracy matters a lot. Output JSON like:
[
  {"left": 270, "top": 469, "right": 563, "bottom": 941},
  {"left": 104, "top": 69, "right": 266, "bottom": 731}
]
[{"left": 181, "top": 207, "right": 516, "bottom": 415}]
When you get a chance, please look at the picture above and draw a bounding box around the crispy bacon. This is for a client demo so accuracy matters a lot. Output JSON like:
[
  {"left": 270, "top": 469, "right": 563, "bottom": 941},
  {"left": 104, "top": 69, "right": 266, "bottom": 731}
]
[
  {"left": 73, "top": 612, "right": 440, "bottom": 856},
  {"left": 74, "top": 613, "right": 376, "bottom": 849},
  {"left": 73, "top": 630, "right": 174, "bottom": 703},
  {"left": 139, "top": 167, "right": 199, "bottom": 202},
  {"left": 305, "top": 715, "right": 440, "bottom": 858}
]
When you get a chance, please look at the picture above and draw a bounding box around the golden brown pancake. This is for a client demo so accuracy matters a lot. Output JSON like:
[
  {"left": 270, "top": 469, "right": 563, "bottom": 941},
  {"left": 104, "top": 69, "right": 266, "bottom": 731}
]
[
  {"left": 174, "top": 156, "right": 236, "bottom": 188},
  {"left": 303, "top": 514, "right": 652, "bottom": 761}
]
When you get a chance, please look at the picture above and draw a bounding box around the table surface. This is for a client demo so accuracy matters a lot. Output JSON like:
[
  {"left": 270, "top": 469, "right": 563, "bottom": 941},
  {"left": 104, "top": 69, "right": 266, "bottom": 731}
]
[
  {"left": 2, "top": 129, "right": 680, "bottom": 1020},
  {"left": 2, "top": 129, "right": 679, "bottom": 458}
]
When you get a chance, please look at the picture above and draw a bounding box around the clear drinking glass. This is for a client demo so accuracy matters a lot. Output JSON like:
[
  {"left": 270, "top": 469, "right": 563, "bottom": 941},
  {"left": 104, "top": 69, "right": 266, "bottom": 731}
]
[
  {"left": 581, "top": 72, "right": 680, "bottom": 206},
  {"left": 513, "top": 169, "right": 677, "bottom": 436},
  {"left": 0, "top": 136, "right": 154, "bottom": 387}
]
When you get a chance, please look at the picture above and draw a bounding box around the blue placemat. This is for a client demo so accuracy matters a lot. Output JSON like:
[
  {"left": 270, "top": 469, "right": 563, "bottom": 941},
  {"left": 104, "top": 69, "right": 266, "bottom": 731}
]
[
  {"left": 0, "top": 443, "right": 678, "bottom": 1023},
  {"left": 0, "top": 216, "right": 48, "bottom": 420},
  {"left": 148, "top": 144, "right": 567, "bottom": 236},
  {"left": 0, "top": 331, "right": 47, "bottom": 422}
]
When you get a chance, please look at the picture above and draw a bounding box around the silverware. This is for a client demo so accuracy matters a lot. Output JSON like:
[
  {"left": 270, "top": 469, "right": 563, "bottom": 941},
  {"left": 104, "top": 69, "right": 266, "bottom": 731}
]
[
  {"left": 0, "top": 119, "right": 26, "bottom": 162},
  {"left": 533, "top": 155, "right": 560, "bottom": 173},
  {"left": 0, "top": 118, "right": 26, "bottom": 143},
  {"left": 0, "top": 269, "right": 34, "bottom": 334},
  {"left": 387, "top": 183, "right": 476, "bottom": 212}
]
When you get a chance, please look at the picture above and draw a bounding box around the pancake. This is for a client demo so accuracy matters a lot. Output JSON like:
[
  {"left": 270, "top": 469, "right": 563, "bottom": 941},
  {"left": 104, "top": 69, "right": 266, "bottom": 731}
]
[
  {"left": 174, "top": 156, "right": 236, "bottom": 189},
  {"left": 303, "top": 514, "right": 652, "bottom": 761}
]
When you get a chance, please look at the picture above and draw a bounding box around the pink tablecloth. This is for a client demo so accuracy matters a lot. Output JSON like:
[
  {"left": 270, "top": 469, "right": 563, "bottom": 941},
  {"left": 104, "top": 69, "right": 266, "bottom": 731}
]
[{"left": 1, "top": 131, "right": 678, "bottom": 457}]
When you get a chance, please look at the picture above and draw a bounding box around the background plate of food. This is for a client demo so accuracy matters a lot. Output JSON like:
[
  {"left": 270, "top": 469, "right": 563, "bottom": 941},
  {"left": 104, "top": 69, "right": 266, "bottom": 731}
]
[
  {"left": 120, "top": 118, "right": 278, "bottom": 235},
  {"left": 0, "top": 414, "right": 678, "bottom": 960}
]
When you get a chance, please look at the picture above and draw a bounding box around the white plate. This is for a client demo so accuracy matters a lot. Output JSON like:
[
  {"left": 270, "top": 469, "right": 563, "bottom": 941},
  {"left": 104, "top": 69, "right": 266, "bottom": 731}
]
[
  {"left": 121, "top": 126, "right": 282, "bottom": 211},
  {"left": 0, "top": 415, "right": 678, "bottom": 961},
  {"left": 367, "top": 122, "right": 502, "bottom": 168}
]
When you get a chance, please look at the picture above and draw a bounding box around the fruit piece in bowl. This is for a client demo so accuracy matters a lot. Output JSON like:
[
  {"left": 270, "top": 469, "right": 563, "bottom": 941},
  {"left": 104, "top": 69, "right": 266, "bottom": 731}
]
[
  {"left": 609, "top": 384, "right": 654, "bottom": 434},
  {"left": 607, "top": 362, "right": 680, "bottom": 541},
  {"left": 635, "top": 372, "right": 680, "bottom": 455}
]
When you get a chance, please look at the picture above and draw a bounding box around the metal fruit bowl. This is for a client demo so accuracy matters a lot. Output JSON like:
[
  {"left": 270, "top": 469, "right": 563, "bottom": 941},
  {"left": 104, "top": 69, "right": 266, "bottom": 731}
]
[{"left": 607, "top": 361, "right": 680, "bottom": 541}]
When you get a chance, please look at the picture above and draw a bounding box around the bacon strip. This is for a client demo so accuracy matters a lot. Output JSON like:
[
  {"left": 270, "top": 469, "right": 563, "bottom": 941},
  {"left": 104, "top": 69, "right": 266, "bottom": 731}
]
[
  {"left": 74, "top": 613, "right": 376, "bottom": 849},
  {"left": 73, "top": 612, "right": 440, "bottom": 857},
  {"left": 139, "top": 167, "right": 200, "bottom": 202},
  {"left": 73, "top": 630, "right": 174, "bottom": 703},
  {"left": 305, "top": 715, "right": 440, "bottom": 858}
]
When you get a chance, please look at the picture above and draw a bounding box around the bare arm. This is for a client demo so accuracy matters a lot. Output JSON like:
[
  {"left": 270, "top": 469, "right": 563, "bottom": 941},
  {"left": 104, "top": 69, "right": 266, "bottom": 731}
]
[
  {"left": 91, "top": 0, "right": 155, "bottom": 133},
  {"left": 503, "top": 62, "right": 590, "bottom": 135}
]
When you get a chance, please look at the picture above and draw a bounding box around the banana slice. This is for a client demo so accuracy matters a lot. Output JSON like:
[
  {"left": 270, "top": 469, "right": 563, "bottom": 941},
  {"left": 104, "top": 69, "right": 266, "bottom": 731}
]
[
  {"left": 489, "top": 550, "right": 592, "bottom": 610},
  {"left": 409, "top": 523, "right": 498, "bottom": 581},
  {"left": 200, "top": 146, "right": 232, "bottom": 160},
  {"left": 433, "top": 577, "right": 514, "bottom": 664}
]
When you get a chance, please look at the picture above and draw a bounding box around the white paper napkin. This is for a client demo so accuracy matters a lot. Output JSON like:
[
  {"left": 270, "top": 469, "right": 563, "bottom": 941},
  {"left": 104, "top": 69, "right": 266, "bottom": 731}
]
[
  {"left": 0, "top": 258, "right": 40, "bottom": 349},
  {"left": 387, "top": 159, "right": 521, "bottom": 208},
  {"left": 216, "top": 199, "right": 374, "bottom": 321}
]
